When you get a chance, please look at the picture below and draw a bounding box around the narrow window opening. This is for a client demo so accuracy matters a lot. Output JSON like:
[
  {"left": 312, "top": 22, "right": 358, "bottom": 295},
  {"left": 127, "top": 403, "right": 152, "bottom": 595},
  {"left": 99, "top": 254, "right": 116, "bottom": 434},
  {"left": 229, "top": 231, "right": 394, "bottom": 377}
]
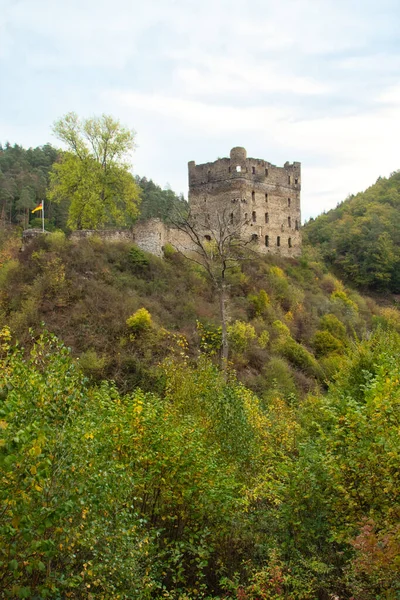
[
  {"left": 252, "top": 211, "right": 256, "bottom": 223},
  {"left": 230, "top": 212, "right": 234, "bottom": 224},
  {"left": 295, "top": 220, "right": 299, "bottom": 231},
  {"left": 228, "top": 166, "right": 231, "bottom": 173},
  {"left": 288, "top": 198, "right": 291, "bottom": 207},
  {"left": 252, "top": 166, "right": 255, "bottom": 174},
  {"left": 288, "top": 237, "right": 292, "bottom": 248},
  {"left": 295, "top": 178, "right": 298, "bottom": 184},
  {"left": 251, "top": 234, "right": 258, "bottom": 242},
  {"left": 288, "top": 216, "right": 291, "bottom": 228},
  {"left": 288, "top": 175, "right": 291, "bottom": 184},
  {"left": 265, "top": 235, "right": 269, "bottom": 247},
  {"left": 265, "top": 212, "right": 269, "bottom": 224},
  {"left": 252, "top": 190, "right": 255, "bottom": 202},
  {"left": 265, "top": 193, "right": 268, "bottom": 202},
  {"left": 265, "top": 168, "right": 268, "bottom": 176},
  {"left": 244, "top": 212, "right": 248, "bottom": 222},
  {"left": 236, "top": 165, "right": 241, "bottom": 172},
  {"left": 277, "top": 236, "right": 280, "bottom": 247}
]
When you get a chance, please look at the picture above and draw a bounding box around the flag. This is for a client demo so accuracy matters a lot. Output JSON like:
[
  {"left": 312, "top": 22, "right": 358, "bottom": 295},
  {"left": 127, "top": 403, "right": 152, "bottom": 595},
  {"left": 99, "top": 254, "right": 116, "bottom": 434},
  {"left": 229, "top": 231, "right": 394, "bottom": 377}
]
[{"left": 31, "top": 203, "right": 43, "bottom": 214}]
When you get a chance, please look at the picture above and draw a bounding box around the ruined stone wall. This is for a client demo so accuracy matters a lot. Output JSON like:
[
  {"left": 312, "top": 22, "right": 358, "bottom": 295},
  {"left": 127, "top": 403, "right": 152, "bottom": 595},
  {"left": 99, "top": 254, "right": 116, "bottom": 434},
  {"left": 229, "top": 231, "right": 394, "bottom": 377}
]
[{"left": 188, "top": 147, "right": 301, "bottom": 257}]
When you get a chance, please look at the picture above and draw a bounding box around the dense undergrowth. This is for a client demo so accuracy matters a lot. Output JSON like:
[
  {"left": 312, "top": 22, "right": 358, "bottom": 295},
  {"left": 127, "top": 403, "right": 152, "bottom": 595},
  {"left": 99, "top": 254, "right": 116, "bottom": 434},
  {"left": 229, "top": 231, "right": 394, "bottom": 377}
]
[{"left": 0, "top": 230, "right": 399, "bottom": 598}]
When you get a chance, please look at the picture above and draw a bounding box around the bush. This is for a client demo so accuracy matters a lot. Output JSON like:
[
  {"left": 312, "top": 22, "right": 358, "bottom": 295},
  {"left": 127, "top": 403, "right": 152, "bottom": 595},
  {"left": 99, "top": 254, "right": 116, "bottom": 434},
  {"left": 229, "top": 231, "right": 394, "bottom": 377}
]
[
  {"left": 126, "top": 307, "right": 152, "bottom": 333},
  {"left": 78, "top": 348, "right": 107, "bottom": 377},
  {"left": 227, "top": 320, "right": 257, "bottom": 353},
  {"left": 248, "top": 289, "right": 270, "bottom": 316},
  {"left": 258, "top": 330, "right": 270, "bottom": 349},
  {"left": 163, "top": 242, "right": 176, "bottom": 258},
  {"left": 129, "top": 245, "right": 149, "bottom": 269},
  {"left": 319, "top": 313, "right": 347, "bottom": 340},
  {"left": 312, "top": 330, "right": 344, "bottom": 357},
  {"left": 279, "top": 337, "right": 321, "bottom": 378}
]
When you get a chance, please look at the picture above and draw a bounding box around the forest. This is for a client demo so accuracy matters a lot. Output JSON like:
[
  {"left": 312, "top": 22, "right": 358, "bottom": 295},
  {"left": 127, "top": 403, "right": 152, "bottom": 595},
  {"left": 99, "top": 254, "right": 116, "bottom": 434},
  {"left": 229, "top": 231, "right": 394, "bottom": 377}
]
[{"left": 0, "top": 122, "right": 399, "bottom": 599}]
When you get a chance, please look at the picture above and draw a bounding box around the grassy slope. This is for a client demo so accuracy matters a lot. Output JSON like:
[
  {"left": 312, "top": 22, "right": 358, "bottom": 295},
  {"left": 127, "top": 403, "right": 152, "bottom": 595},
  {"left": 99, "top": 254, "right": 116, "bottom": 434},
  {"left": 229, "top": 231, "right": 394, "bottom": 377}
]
[{"left": 1, "top": 230, "right": 395, "bottom": 402}]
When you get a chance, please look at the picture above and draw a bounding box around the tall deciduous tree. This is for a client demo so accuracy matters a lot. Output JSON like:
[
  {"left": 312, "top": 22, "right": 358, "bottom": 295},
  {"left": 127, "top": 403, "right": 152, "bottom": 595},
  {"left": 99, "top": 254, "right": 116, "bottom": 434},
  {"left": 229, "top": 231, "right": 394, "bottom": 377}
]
[{"left": 48, "top": 112, "right": 141, "bottom": 230}]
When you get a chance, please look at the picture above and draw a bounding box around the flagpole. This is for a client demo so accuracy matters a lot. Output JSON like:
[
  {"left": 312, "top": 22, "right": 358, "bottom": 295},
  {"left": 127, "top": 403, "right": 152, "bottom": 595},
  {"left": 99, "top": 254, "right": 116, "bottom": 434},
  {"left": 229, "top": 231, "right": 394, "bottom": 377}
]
[{"left": 42, "top": 198, "right": 45, "bottom": 233}]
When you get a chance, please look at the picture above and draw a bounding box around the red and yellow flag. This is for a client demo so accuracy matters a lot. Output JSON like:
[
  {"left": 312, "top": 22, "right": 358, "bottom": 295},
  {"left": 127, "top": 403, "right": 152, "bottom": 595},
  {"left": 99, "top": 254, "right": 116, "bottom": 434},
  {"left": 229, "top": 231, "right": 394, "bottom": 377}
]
[{"left": 31, "top": 203, "right": 43, "bottom": 214}]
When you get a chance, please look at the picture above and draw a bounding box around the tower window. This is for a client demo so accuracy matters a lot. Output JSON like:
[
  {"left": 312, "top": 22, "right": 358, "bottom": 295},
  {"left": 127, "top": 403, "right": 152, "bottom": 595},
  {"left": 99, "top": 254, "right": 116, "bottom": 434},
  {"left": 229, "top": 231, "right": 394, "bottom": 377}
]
[
  {"left": 244, "top": 212, "right": 248, "bottom": 222},
  {"left": 252, "top": 166, "right": 255, "bottom": 174},
  {"left": 277, "top": 236, "right": 280, "bottom": 247},
  {"left": 288, "top": 216, "right": 291, "bottom": 228},
  {"left": 295, "top": 220, "right": 299, "bottom": 231},
  {"left": 288, "top": 198, "right": 291, "bottom": 207},
  {"left": 288, "top": 237, "right": 292, "bottom": 248},
  {"left": 236, "top": 165, "right": 241, "bottom": 172},
  {"left": 265, "top": 193, "right": 268, "bottom": 202},
  {"left": 228, "top": 166, "right": 231, "bottom": 173},
  {"left": 252, "top": 211, "right": 256, "bottom": 223},
  {"left": 230, "top": 212, "right": 234, "bottom": 225},
  {"left": 265, "top": 235, "right": 269, "bottom": 247},
  {"left": 288, "top": 176, "right": 291, "bottom": 184},
  {"left": 252, "top": 190, "right": 255, "bottom": 202},
  {"left": 204, "top": 235, "right": 211, "bottom": 241},
  {"left": 251, "top": 234, "right": 258, "bottom": 242},
  {"left": 265, "top": 212, "right": 269, "bottom": 224},
  {"left": 265, "top": 168, "right": 268, "bottom": 176},
  {"left": 295, "top": 178, "right": 298, "bottom": 184}
]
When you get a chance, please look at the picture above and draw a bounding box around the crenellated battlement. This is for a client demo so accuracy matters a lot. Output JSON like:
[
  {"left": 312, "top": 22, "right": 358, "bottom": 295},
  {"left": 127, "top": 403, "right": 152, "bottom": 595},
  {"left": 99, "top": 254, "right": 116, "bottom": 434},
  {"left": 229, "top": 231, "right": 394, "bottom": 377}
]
[{"left": 188, "top": 147, "right": 302, "bottom": 257}]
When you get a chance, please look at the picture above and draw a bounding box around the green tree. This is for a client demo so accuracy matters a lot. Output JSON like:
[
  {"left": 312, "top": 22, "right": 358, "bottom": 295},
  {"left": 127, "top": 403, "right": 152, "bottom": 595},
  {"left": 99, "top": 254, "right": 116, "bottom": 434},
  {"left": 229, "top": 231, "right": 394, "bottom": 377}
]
[{"left": 48, "top": 112, "right": 141, "bottom": 230}]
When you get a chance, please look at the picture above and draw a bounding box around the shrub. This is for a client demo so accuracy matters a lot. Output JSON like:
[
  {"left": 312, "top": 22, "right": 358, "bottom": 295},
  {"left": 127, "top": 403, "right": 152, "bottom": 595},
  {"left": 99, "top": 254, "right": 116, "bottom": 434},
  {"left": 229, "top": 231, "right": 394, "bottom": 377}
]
[
  {"left": 129, "top": 245, "right": 149, "bottom": 269},
  {"left": 319, "top": 313, "right": 347, "bottom": 340},
  {"left": 126, "top": 307, "right": 152, "bottom": 333},
  {"left": 78, "top": 348, "right": 106, "bottom": 376},
  {"left": 258, "top": 330, "right": 270, "bottom": 349},
  {"left": 47, "top": 230, "right": 67, "bottom": 252},
  {"left": 196, "top": 320, "right": 222, "bottom": 355},
  {"left": 272, "top": 320, "right": 290, "bottom": 338},
  {"left": 262, "top": 357, "right": 297, "bottom": 400},
  {"left": 279, "top": 337, "right": 321, "bottom": 378},
  {"left": 227, "top": 320, "right": 257, "bottom": 353},
  {"left": 331, "top": 289, "right": 358, "bottom": 311},
  {"left": 163, "top": 242, "right": 176, "bottom": 258},
  {"left": 312, "top": 330, "right": 344, "bottom": 356},
  {"left": 248, "top": 289, "right": 270, "bottom": 316}
]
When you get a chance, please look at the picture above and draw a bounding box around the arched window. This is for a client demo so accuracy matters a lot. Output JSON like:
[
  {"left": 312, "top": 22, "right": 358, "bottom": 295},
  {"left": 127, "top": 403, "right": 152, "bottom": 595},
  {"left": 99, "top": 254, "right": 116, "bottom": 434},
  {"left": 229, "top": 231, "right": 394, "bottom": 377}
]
[
  {"left": 265, "top": 213, "right": 269, "bottom": 224},
  {"left": 204, "top": 235, "right": 211, "bottom": 241},
  {"left": 295, "top": 220, "right": 299, "bottom": 231},
  {"left": 265, "top": 235, "right": 269, "bottom": 247},
  {"left": 288, "top": 216, "right": 291, "bottom": 228},
  {"left": 252, "top": 190, "right": 255, "bottom": 202},
  {"left": 288, "top": 175, "right": 291, "bottom": 184},
  {"left": 236, "top": 165, "right": 241, "bottom": 172},
  {"left": 277, "top": 236, "right": 280, "bottom": 247},
  {"left": 252, "top": 211, "right": 256, "bottom": 223},
  {"left": 244, "top": 212, "right": 248, "bottom": 222},
  {"left": 288, "top": 237, "right": 292, "bottom": 248}
]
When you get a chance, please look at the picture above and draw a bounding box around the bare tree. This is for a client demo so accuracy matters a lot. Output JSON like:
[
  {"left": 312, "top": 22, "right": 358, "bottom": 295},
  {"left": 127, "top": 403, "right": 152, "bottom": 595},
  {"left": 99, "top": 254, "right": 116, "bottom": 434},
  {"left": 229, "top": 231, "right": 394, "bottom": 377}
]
[{"left": 171, "top": 203, "right": 253, "bottom": 371}]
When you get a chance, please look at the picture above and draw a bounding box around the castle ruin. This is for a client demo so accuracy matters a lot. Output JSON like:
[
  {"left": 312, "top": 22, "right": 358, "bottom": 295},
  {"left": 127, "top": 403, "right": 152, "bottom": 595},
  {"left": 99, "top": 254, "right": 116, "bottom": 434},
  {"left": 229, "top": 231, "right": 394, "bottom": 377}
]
[{"left": 188, "top": 147, "right": 301, "bottom": 257}]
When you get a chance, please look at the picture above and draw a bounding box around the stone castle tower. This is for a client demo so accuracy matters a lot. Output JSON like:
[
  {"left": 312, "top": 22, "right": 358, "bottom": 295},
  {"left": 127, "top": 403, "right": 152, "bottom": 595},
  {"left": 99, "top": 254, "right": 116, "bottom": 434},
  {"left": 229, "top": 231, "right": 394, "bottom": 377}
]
[{"left": 188, "top": 147, "right": 301, "bottom": 257}]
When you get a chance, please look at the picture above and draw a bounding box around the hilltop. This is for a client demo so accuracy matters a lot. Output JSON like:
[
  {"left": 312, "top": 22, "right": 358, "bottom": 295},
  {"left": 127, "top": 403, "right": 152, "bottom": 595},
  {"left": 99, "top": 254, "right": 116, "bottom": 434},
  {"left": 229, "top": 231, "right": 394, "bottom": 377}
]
[{"left": 304, "top": 169, "right": 400, "bottom": 292}]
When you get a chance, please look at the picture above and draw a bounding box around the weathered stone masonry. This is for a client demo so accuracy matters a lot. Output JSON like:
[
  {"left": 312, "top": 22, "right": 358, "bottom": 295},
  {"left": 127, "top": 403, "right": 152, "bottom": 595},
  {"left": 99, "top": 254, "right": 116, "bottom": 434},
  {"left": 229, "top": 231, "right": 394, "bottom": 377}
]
[{"left": 188, "top": 147, "right": 301, "bottom": 257}]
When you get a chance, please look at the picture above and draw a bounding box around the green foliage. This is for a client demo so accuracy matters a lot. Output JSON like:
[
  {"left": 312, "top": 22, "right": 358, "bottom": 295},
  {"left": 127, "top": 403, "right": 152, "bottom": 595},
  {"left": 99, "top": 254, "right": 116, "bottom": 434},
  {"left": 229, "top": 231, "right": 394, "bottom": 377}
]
[
  {"left": 0, "top": 142, "right": 59, "bottom": 229},
  {"left": 126, "top": 307, "right": 153, "bottom": 333},
  {"left": 48, "top": 112, "right": 141, "bottom": 229},
  {"left": 196, "top": 321, "right": 222, "bottom": 355},
  {"left": 227, "top": 320, "right": 256, "bottom": 353},
  {"left": 163, "top": 242, "right": 177, "bottom": 258},
  {"left": 319, "top": 313, "right": 347, "bottom": 340},
  {"left": 312, "top": 330, "right": 344, "bottom": 357},
  {"left": 304, "top": 171, "right": 400, "bottom": 292},
  {"left": 129, "top": 244, "right": 150, "bottom": 270},
  {"left": 136, "top": 176, "right": 188, "bottom": 222},
  {"left": 248, "top": 289, "right": 270, "bottom": 317}
]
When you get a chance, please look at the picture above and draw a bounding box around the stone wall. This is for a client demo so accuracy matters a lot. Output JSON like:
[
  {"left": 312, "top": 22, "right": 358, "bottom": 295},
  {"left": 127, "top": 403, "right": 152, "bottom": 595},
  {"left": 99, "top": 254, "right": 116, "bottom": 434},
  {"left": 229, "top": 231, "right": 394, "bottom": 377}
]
[{"left": 188, "top": 147, "right": 301, "bottom": 257}]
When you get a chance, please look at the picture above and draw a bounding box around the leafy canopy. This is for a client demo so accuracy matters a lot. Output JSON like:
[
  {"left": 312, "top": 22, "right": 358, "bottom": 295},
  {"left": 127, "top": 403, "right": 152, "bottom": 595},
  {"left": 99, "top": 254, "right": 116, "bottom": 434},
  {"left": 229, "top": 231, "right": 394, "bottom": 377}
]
[{"left": 48, "top": 112, "right": 141, "bottom": 230}]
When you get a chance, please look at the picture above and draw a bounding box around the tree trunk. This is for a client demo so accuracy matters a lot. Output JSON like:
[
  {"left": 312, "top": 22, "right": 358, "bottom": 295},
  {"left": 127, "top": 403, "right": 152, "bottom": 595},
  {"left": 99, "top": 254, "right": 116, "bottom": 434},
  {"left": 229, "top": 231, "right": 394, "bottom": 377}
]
[{"left": 219, "top": 283, "right": 229, "bottom": 375}]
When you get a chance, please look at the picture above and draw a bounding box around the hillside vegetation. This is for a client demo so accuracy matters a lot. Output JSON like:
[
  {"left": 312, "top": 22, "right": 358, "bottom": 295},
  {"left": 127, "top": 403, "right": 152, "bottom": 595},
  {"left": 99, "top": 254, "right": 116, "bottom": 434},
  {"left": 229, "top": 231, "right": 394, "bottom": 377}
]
[
  {"left": 304, "top": 170, "right": 400, "bottom": 292},
  {"left": 0, "top": 131, "right": 399, "bottom": 599}
]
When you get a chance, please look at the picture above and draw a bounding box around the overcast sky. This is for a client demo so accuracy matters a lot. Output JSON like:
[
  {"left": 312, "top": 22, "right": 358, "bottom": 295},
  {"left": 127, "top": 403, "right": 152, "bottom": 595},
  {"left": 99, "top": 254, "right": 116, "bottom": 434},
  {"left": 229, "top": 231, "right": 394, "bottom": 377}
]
[{"left": 1, "top": 0, "right": 400, "bottom": 220}]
